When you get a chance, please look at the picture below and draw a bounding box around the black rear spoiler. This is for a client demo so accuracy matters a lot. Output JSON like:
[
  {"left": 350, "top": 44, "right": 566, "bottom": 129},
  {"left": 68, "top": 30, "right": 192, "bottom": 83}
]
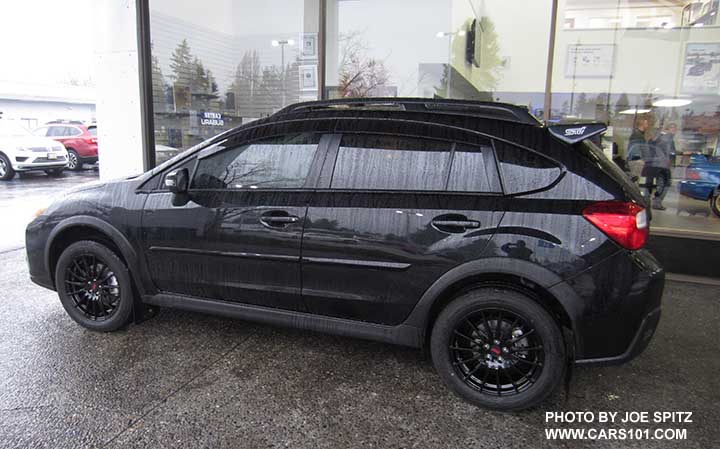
[{"left": 548, "top": 123, "right": 607, "bottom": 144}]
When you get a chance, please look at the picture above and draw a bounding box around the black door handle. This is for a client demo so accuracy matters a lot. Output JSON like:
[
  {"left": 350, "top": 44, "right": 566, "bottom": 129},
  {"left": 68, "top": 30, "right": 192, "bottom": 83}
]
[
  {"left": 260, "top": 211, "right": 300, "bottom": 227},
  {"left": 431, "top": 215, "right": 481, "bottom": 233}
]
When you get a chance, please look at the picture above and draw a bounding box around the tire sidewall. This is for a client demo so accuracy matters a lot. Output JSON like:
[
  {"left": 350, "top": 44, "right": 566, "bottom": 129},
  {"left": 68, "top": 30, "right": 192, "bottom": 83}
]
[
  {"left": 0, "top": 153, "right": 15, "bottom": 180},
  {"left": 67, "top": 149, "right": 81, "bottom": 171},
  {"left": 431, "top": 288, "right": 566, "bottom": 411},
  {"left": 55, "top": 240, "right": 133, "bottom": 331}
]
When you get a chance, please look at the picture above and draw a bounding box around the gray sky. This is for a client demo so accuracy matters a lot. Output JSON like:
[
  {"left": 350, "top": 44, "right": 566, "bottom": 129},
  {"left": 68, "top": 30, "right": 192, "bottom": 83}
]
[{"left": 0, "top": 0, "right": 94, "bottom": 87}]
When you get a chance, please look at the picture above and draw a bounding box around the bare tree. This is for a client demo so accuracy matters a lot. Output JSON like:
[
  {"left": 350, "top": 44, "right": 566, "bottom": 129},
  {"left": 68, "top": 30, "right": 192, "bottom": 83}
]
[{"left": 337, "top": 31, "right": 390, "bottom": 97}]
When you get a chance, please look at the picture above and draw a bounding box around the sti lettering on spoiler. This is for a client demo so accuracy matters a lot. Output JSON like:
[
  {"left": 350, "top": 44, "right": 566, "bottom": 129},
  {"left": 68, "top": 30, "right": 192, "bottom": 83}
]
[{"left": 548, "top": 123, "right": 607, "bottom": 144}]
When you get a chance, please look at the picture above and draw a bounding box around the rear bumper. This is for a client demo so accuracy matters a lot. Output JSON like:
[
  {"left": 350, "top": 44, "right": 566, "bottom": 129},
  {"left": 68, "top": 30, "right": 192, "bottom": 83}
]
[{"left": 575, "top": 307, "right": 661, "bottom": 366}]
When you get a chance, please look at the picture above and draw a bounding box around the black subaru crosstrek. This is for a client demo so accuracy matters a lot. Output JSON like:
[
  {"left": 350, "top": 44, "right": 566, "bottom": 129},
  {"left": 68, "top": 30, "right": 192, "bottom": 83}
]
[{"left": 26, "top": 98, "right": 664, "bottom": 411}]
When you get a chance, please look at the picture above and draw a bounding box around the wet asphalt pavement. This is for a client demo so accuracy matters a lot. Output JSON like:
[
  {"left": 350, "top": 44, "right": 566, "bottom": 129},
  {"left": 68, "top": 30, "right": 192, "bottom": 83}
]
[
  {"left": 0, "top": 169, "right": 99, "bottom": 252},
  {"left": 0, "top": 244, "right": 718, "bottom": 448}
]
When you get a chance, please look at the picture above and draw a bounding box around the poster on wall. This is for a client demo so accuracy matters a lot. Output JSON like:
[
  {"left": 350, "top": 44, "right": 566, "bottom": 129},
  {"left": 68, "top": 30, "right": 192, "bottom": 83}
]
[
  {"left": 299, "top": 64, "right": 318, "bottom": 91},
  {"left": 565, "top": 44, "right": 615, "bottom": 78},
  {"left": 300, "top": 33, "right": 318, "bottom": 60},
  {"left": 681, "top": 42, "right": 720, "bottom": 95}
]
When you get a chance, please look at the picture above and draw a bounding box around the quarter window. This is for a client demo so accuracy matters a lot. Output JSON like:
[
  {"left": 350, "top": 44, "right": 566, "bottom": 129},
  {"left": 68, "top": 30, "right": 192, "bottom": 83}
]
[
  {"left": 331, "top": 135, "right": 451, "bottom": 191},
  {"left": 495, "top": 141, "right": 562, "bottom": 194},
  {"left": 447, "top": 144, "right": 497, "bottom": 192},
  {"left": 191, "top": 133, "right": 320, "bottom": 190}
]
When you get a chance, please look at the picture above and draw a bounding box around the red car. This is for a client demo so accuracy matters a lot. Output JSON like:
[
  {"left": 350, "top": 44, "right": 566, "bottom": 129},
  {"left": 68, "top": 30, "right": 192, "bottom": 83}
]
[{"left": 33, "top": 122, "right": 97, "bottom": 170}]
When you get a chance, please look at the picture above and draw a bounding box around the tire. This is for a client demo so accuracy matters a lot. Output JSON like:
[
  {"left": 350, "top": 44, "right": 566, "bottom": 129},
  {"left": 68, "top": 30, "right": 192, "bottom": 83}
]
[
  {"left": 66, "top": 149, "right": 82, "bottom": 171},
  {"left": 711, "top": 191, "right": 720, "bottom": 218},
  {"left": 430, "top": 288, "right": 566, "bottom": 411},
  {"left": 0, "top": 153, "right": 16, "bottom": 181},
  {"left": 55, "top": 240, "right": 134, "bottom": 332},
  {"left": 45, "top": 168, "right": 65, "bottom": 177}
]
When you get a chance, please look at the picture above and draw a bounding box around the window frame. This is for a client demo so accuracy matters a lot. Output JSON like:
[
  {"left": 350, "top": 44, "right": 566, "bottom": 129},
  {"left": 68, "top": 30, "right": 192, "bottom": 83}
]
[
  {"left": 318, "top": 131, "right": 503, "bottom": 194},
  {"left": 185, "top": 132, "right": 333, "bottom": 192}
]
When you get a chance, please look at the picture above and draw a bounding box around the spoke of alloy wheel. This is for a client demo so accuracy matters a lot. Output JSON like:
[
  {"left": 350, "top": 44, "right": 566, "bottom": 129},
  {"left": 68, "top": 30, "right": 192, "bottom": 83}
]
[
  {"left": 65, "top": 279, "right": 85, "bottom": 287},
  {"left": 509, "top": 346, "right": 544, "bottom": 354},
  {"left": 465, "top": 318, "right": 488, "bottom": 341},
  {"left": 478, "top": 365, "right": 491, "bottom": 391},
  {"left": 453, "top": 330, "right": 476, "bottom": 343},
  {"left": 453, "top": 353, "right": 484, "bottom": 366},
  {"left": 449, "top": 346, "right": 476, "bottom": 352},
  {"left": 73, "top": 259, "right": 89, "bottom": 278},
  {"left": 479, "top": 310, "right": 493, "bottom": 341},
  {"left": 462, "top": 360, "right": 485, "bottom": 381},
  {"left": 509, "top": 354, "right": 543, "bottom": 367},
  {"left": 506, "top": 328, "right": 535, "bottom": 346},
  {"left": 507, "top": 372, "right": 520, "bottom": 393},
  {"left": 504, "top": 316, "right": 521, "bottom": 341},
  {"left": 508, "top": 361, "right": 530, "bottom": 381},
  {"left": 495, "top": 367, "right": 502, "bottom": 396},
  {"left": 67, "top": 288, "right": 87, "bottom": 296},
  {"left": 495, "top": 312, "right": 503, "bottom": 341}
]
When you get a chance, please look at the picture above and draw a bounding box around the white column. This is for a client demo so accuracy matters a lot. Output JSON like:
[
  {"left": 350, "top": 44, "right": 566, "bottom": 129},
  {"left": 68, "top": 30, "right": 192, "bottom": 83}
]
[{"left": 93, "top": 0, "right": 145, "bottom": 180}]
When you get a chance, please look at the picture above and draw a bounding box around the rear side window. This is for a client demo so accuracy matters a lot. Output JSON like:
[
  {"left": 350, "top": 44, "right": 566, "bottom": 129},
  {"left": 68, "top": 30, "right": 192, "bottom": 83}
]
[
  {"left": 192, "top": 133, "right": 320, "bottom": 190},
  {"left": 88, "top": 126, "right": 97, "bottom": 137},
  {"left": 331, "top": 134, "right": 451, "bottom": 190},
  {"left": 495, "top": 141, "right": 562, "bottom": 194}
]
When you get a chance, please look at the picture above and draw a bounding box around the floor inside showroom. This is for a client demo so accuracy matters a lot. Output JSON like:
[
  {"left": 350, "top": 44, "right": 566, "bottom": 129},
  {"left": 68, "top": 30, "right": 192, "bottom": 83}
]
[{"left": 0, "top": 248, "right": 718, "bottom": 448}]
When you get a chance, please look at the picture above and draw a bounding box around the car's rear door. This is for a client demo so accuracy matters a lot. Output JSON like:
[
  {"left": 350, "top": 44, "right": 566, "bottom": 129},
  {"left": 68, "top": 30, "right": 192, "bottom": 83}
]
[
  {"left": 300, "top": 124, "right": 505, "bottom": 325},
  {"left": 142, "top": 130, "right": 329, "bottom": 312}
]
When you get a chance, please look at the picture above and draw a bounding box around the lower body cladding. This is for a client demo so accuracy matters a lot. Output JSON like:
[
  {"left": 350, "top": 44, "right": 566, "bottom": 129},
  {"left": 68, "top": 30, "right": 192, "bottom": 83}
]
[{"left": 143, "top": 249, "right": 664, "bottom": 365}]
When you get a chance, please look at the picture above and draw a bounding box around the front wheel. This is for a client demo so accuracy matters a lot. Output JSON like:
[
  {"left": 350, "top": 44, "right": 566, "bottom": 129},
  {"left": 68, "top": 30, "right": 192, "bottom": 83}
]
[
  {"left": 55, "top": 240, "right": 134, "bottom": 331},
  {"left": 0, "top": 153, "right": 16, "bottom": 181},
  {"left": 430, "top": 288, "right": 566, "bottom": 411},
  {"left": 711, "top": 191, "right": 720, "bottom": 218}
]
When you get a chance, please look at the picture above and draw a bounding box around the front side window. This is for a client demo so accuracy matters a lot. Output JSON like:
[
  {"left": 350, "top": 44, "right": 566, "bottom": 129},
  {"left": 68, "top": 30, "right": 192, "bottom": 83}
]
[
  {"left": 331, "top": 134, "right": 451, "bottom": 190},
  {"left": 192, "top": 133, "right": 320, "bottom": 190},
  {"left": 47, "top": 126, "right": 64, "bottom": 137}
]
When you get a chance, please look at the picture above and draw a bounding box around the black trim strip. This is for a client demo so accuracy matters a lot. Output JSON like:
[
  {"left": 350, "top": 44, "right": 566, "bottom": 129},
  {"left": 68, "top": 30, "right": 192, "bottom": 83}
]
[
  {"left": 148, "top": 246, "right": 299, "bottom": 262},
  {"left": 302, "top": 257, "right": 411, "bottom": 270},
  {"left": 143, "top": 293, "right": 422, "bottom": 347}
]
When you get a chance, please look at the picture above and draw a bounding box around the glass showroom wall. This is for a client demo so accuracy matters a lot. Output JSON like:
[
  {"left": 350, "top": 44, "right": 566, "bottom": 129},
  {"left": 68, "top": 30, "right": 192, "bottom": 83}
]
[
  {"left": 148, "top": 0, "right": 320, "bottom": 163},
  {"left": 551, "top": 0, "right": 720, "bottom": 237},
  {"left": 324, "top": 0, "right": 552, "bottom": 118}
]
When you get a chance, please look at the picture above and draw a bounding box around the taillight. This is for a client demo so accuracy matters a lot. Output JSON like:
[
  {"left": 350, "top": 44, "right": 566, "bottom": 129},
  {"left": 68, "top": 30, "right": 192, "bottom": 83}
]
[
  {"left": 84, "top": 137, "right": 98, "bottom": 145},
  {"left": 582, "top": 201, "right": 647, "bottom": 250},
  {"left": 686, "top": 168, "right": 700, "bottom": 180}
]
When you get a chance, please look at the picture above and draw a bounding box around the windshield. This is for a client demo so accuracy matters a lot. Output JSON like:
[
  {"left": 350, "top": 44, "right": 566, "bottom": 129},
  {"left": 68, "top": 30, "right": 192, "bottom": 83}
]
[{"left": 0, "top": 121, "right": 31, "bottom": 137}]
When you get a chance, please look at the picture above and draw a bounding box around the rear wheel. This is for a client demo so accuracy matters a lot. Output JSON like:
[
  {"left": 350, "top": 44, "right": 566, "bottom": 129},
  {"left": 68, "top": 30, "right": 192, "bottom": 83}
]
[
  {"left": 66, "top": 149, "right": 81, "bottom": 171},
  {"left": 55, "top": 240, "right": 133, "bottom": 331},
  {"left": 0, "top": 153, "right": 16, "bottom": 181},
  {"left": 711, "top": 191, "right": 720, "bottom": 218},
  {"left": 430, "top": 288, "right": 566, "bottom": 411},
  {"left": 45, "top": 168, "right": 64, "bottom": 177}
]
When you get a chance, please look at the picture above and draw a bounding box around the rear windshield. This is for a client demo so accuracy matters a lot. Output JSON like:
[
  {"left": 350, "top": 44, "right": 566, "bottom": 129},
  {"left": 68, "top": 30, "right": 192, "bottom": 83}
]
[{"left": 88, "top": 126, "right": 97, "bottom": 137}]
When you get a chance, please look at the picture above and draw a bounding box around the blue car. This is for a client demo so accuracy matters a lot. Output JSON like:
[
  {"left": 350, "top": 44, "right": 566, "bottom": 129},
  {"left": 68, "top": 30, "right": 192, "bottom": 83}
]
[{"left": 678, "top": 154, "right": 720, "bottom": 217}]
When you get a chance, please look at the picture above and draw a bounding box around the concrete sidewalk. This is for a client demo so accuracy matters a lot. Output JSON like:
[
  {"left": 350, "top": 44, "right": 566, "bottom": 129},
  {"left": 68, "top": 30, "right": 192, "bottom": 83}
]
[{"left": 0, "top": 247, "right": 718, "bottom": 448}]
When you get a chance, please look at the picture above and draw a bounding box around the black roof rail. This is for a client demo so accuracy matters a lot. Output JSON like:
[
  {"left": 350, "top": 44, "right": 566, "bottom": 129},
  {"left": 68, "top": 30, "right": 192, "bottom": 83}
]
[{"left": 275, "top": 97, "right": 541, "bottom": 126}]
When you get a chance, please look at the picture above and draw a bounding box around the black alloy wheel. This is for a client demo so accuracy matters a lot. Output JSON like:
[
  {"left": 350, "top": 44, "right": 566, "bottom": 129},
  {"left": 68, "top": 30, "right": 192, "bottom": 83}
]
[
  {"left": 431, "top": 288, "right": 565, "bottom": 411},
  {"left": 449, "top": 307, "right": 544, "bottom": 396},
  {"left": 55, "top": 240, "right": 133, "bottom": 331}
]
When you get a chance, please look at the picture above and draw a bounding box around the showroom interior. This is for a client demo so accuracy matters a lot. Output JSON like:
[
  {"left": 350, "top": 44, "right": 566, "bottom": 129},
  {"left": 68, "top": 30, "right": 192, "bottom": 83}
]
[{"left": 93, "top": 0, "right": 720, "bottom": 279}]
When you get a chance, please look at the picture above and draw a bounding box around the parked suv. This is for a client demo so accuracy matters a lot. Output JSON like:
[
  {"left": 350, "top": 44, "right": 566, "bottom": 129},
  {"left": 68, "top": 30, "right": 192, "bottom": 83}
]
[
  {"left": 33, "top": 122, "right": 98, "bottom": 170},
  {"left": 25, "top": 99, "right": 664, "bottom": 410},
  {"left": 0, "top": 120, "right": 68, "bottom": 180}
]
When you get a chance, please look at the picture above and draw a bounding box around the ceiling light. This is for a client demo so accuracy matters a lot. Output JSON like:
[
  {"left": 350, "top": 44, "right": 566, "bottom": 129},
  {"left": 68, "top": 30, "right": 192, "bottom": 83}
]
[
  {"left": 619, "top": 108, "right": 651, "bottom": 115},
  {"left": 652, "top": 98, "right": 692, "bottom": 108}
]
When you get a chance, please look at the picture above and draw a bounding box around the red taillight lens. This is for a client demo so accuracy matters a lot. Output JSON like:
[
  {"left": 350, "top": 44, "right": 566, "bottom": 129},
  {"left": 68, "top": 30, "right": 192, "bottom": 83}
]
[
  {"left": 84, "top": 137, "right": 98, "bottom": 145},
  {"left": 686, "top": 169, "right": 700, "bottom": 180},
  {"left": 582, "top": 201, "right": 648, "bottom": 250}
]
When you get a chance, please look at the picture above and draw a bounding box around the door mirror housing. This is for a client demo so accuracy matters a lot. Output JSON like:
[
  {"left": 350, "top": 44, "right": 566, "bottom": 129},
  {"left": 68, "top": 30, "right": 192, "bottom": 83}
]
[{"left": 165, "top": 168, "right": 189, "bottom": 195}]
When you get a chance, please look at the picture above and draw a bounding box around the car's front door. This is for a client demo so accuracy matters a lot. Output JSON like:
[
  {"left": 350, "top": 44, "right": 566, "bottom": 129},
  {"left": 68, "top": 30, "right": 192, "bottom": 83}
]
[
  {"left": 301, "top": 131, "right": 505, "bottom": 325},
  {"left": 142, "top": 132, "right": 326, "bottom": 312}
]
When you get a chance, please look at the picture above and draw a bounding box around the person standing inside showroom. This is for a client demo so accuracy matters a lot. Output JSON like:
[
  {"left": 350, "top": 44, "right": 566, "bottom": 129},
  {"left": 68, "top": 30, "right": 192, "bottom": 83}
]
[
  {"left": 650, "top": 123, "right": 677, "bottom": 210},
  {"left": 626, "top": 117, "right": 671, "bottom": 210}
]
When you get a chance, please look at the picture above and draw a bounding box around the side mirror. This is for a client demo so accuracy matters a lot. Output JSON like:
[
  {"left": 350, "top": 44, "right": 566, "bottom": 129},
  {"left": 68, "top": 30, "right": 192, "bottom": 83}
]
[{"left": 165, "top": 168, "right": 189, "bottom": 195}]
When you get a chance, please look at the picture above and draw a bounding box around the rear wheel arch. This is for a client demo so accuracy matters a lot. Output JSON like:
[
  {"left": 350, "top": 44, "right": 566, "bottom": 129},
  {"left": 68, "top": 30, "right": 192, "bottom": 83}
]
[{"left": 405, "top": 259, "right": 579, "bottom": 353}]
